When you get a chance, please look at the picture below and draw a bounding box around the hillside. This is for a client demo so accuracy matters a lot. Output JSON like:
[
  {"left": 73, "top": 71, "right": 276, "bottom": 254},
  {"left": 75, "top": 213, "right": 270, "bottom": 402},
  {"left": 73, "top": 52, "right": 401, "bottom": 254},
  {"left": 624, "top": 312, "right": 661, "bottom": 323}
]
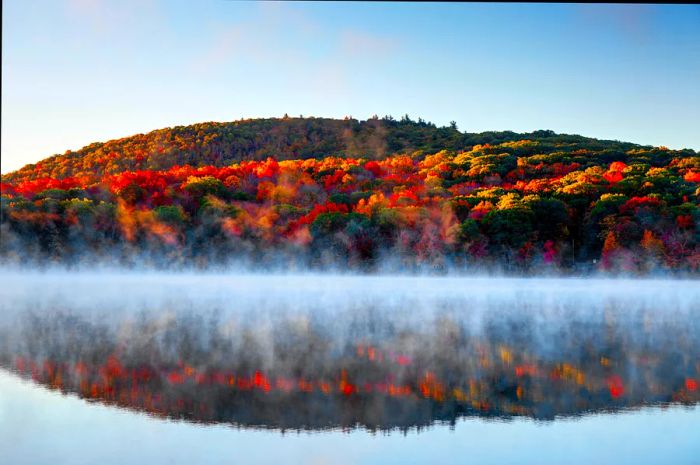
[
  {"left": 1, "top": 116, "right": 671, "bottom": 183},
  {"left": 1, "top": 117, "right": 699, "bottom": 273}
]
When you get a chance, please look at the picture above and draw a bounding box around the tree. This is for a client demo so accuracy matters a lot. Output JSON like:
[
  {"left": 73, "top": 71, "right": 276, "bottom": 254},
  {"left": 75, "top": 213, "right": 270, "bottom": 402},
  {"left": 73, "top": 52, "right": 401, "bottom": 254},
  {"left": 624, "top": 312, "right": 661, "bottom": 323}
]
[
  {"left": 600, "top": 231, "right": 620, "bottom": 270},
  {"left": 183, "top": 176, "right": 228, "bottom": 200},
  {"left": 481, "top": 208, "right": 534, "bottom": 250}
]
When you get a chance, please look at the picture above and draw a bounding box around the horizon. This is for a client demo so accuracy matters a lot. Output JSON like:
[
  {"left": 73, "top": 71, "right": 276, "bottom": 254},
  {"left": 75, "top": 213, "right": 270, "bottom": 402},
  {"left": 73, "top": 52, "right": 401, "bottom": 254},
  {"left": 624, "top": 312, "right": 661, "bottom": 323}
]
[{"left": 3, "top": 2, "right": 700, "bottom": 173}]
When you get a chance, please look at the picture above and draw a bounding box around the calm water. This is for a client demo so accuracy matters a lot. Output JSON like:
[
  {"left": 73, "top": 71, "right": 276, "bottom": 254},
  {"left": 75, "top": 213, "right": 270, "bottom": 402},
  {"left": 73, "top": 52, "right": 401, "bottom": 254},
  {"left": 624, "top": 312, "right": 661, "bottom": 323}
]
[{"left": 0, "top": 272, "right": 699, "bottom": 464}]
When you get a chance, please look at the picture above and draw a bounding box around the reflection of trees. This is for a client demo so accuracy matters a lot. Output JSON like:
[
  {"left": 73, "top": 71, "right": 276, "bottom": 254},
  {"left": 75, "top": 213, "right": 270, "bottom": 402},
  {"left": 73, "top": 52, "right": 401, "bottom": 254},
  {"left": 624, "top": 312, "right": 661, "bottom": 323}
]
[{"left": 1, "top": 307, "right": 698, "bottom": 432}]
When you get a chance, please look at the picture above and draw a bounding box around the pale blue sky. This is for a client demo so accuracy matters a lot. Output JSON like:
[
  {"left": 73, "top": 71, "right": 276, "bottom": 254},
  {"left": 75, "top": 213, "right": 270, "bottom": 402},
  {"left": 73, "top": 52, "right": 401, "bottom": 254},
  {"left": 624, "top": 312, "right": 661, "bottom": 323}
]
[{"left": 2, "top": 1, "right": 699, "bottom": 173}]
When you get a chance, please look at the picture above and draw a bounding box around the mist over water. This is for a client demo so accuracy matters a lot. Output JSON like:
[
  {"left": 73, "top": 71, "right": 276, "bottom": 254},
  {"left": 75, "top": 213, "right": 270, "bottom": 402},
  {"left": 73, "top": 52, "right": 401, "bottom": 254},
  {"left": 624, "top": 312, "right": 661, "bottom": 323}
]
[{"left": 1, "top": 270, "right": 698, "bottom": 432}]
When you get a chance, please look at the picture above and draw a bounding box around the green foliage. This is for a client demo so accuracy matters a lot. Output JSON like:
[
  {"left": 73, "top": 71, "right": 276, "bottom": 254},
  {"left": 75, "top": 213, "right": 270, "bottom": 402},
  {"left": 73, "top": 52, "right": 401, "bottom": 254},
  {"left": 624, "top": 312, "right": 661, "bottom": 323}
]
[
  {"left": 350, "top": 191, "right": 373, "bottom": 204},
  {"left": 64, "top": 198, "right": 95, "bottom": 218},
  {"left": 198, "top": 197, "right": 238, "bottom": 220},
  {"left": 275, "top": 204, "right": 304, "bottom": 221},
  {"left": 482, "top": 208, "right": 535, "bottom": 249},
  {"left": 527, "top": 197, "right": 569, "bottom": 240},
  {"left": 328, "top": 193, "right": 352, "bottom": 206},
  {"left": 230, "top": 191, "right": 255, "bottom": 201},
  {"left": 458, "top": 219, "right": 480, "bottom": 243},
  {"left": 154, "top": 205, "right": 187, "bottom": 226},
  {"left": 184, "top": 176, "right": 228, "bottom": 199},
  {"left": 33, "top": 189, "right": 71, "bottom": 201},
  {"left": 589, "top": 194, "right": 628, "bottom": 223},
  {"left": 310, "top": 212, "right": 370, "bottom": 238}
]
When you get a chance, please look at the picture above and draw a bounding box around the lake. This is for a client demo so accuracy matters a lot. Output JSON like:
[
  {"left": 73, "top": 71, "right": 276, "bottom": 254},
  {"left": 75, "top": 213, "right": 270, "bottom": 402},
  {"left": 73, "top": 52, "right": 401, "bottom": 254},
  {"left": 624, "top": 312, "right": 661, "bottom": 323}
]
[{"left": 1, "top": 272, "right": 699, "bottom": 464}]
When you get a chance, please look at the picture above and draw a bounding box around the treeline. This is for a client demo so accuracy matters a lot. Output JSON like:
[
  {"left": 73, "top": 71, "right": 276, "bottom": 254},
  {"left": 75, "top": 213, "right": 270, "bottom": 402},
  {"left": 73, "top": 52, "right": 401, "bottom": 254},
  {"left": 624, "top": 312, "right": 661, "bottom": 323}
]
[
  {"left": 1, "top": 118, "right": 698, "bottom": 273},
  {"left": 4, "top": 116, "right": 684, "bottom": 184}
]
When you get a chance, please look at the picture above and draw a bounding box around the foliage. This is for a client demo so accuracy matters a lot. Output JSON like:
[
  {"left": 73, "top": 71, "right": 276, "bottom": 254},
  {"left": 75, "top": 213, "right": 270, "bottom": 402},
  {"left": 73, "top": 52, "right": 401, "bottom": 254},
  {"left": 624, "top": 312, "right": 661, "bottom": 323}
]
[{"left": 1, "top": 117, "right": 698, "bottom": 274}]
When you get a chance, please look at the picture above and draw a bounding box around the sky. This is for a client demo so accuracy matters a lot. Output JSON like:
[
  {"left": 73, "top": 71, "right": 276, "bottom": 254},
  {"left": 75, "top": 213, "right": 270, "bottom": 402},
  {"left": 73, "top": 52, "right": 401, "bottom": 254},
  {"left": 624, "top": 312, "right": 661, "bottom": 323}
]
[{"left": 2, "top": 1, "right": 699, "bottom": 174}]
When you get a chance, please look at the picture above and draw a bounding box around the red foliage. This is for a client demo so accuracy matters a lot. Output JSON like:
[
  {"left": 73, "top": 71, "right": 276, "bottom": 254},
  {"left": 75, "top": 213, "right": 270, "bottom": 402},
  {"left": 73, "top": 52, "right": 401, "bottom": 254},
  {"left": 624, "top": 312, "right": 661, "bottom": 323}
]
[
  {"left": 323, "top": 170, "right": 346, "bottom": 190},
  {"left": 677, "top": 215, "right": 693, "bottom": 229},
  {"left": 389, "top": 187, "right": 422, "bottom": 206},
  {"left": 603, "top": 171, "right": 623, "bottom": 183},
  {"left": 0, "top": 182, "right": 18, "bottom": 196},
  {"left": 619, "top": 196, "right": 662, "bottom": 215},
  {"left": 609, "top": 161, "right": 627, "bottom": 172},
  {"left": 684, "top": 171, "right": 700, "bottom": 183},
  {"left": 296, "top": 203, "right": 349, "bottom": 226},
  {"left": 107, "top": 171, "right": 169, "bottom": 195},
  {"left": 12, "top": 176, "right": 86, "bottom": 198},
  {"left": 543, "top": 240, "right": 557, "bottom": 264},
  {"left": 364, "top": 161, "right": 383, "bottom": 177},
  {"left": 551, "top": 162, "right": 581, "bottom": 177},
  {"left": 253, "top": 158, "right": 280, "bottom": 179}
]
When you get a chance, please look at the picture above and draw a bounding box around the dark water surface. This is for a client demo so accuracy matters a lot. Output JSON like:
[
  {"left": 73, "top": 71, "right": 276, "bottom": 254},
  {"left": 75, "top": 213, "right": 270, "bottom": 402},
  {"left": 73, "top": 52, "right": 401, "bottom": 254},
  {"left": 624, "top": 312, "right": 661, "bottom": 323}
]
[{"left": 0, "top": 273, "right": 698, "bottom": 464}]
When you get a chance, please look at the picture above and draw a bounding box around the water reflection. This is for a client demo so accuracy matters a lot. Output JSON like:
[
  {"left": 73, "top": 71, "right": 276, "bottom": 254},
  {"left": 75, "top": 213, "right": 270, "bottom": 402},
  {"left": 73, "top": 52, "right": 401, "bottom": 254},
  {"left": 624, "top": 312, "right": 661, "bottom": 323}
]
[{"left": 0, "top": 275, "right": 698, "bottom": 432}]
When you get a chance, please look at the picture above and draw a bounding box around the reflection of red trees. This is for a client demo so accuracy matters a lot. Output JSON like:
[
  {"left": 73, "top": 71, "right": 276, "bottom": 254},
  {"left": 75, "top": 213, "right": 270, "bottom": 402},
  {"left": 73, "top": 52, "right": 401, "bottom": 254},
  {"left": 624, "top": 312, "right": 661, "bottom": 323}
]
[
  {"left": 9, "top": 330, "right": 699, "bottom": 430},
  {"left": 607, "top": 375, "right": 625, "bottom": 399},
  {"left": 687, "top": 378, "right": 698, "bottom": 391},
  {"left": 4, "top": 301, "right": 699, "bottom": 431}
]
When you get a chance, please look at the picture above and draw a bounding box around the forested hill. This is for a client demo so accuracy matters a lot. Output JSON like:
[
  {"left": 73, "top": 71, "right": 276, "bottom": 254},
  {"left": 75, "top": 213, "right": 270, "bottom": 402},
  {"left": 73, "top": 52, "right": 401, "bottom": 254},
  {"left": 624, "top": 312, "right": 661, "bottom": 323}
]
[
  {"left": 1, "top": 116, "right": 698, "bottom": 274},
  {"left": 4, "top": 116, "right": 689, "bottom": 183}
]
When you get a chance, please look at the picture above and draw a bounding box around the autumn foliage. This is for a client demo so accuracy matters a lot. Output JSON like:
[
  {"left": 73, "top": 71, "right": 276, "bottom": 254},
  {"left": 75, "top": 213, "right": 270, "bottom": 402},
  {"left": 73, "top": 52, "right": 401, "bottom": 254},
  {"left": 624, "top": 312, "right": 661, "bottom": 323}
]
[{"left": 1, "top": 118, "right": 698, "bottom": 273}]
